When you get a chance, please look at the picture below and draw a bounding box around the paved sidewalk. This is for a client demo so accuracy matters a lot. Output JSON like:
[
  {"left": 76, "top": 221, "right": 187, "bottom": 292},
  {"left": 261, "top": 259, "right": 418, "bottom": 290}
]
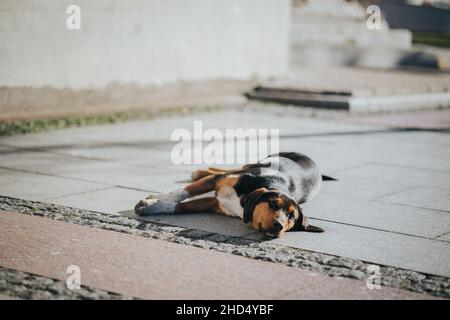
[
  {"left": 0, "top": 109, "right": 449, "bottom": 279},
  {"left": 0, "top": 211, "right": 433, "bottom": 299}
]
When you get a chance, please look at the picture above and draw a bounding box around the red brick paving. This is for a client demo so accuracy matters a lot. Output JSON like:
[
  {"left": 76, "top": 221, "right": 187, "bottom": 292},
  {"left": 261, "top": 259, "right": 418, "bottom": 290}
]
[{"left": 0, "top": 211, "right": 436, "bottom": 299}]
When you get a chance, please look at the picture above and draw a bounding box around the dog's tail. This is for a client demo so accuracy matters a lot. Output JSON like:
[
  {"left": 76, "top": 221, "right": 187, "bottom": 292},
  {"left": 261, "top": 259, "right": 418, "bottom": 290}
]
[{"left": 322, "top": 175, "right": 337, "bottom": 181}]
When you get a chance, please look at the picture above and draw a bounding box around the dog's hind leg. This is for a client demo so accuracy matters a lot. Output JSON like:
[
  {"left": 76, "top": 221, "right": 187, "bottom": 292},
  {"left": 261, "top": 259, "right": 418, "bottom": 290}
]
[
  {"left": 191, "top": 167, "right": 241, "bottom": 181},
  {"left": 174, "top": 197, "right": 220, "bottom": 214}
]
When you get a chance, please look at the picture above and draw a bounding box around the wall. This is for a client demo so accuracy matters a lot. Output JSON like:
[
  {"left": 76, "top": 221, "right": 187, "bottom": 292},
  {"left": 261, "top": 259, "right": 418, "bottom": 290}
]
[{"left": 0, "top": 0, "right": 291, "bottom": 89}]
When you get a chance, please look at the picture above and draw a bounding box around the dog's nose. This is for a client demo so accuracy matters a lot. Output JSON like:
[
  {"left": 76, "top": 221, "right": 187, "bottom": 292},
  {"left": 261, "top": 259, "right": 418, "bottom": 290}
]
[{"left": 272, "top": 221, "right": 284, "bottom": 232}]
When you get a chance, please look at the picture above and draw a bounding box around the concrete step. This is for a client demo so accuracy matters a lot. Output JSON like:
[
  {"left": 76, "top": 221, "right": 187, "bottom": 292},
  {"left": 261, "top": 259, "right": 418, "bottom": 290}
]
[
  {"left": 290, "top": 0, "right": 415, "bottom": 68},
  {"left": 245, "top": 86, "right": 450, "bottom": 113},
  {"left": 291, "top": 22, "right": 411, "bottom": 49},
  {"left": 293, "top": 0, "right": 366, "bottom": 21},
  {"left": 291, "top": 43, "right": 450, "bottom": 70}
]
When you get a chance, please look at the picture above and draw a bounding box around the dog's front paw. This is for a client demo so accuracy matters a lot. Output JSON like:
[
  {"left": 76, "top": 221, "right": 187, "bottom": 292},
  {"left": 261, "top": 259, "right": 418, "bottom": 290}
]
[{"left": 134, "top": 198, "right": 176, "bottom": 215}]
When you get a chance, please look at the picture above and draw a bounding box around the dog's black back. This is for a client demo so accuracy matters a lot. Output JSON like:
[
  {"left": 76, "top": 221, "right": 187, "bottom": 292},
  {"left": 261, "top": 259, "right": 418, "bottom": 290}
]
[{"left": 234, "top": 152, "right": 322, "bottom": 204}]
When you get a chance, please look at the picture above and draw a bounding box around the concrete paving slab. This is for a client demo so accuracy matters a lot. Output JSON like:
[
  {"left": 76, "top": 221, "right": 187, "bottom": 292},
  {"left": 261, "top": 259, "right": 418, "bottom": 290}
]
[
  {"left": 319, "top": 177, "right": 414, "bottom": 201},
  {"left": 379, "top": 188, "right": 450, "bottom": 213},
  {"left": 46, "top": 187, "right": 149, "bottom": 215},
  {"left": 0, "top": 168, "right": 109, "bottom": 202},
  {"left": 0, "top": 211, "right": 433, "bottom": 299},
  {"left": 316, "top": 131, "right": 450, "bottom": 173},
  {"left": 335, "top": 163, "right": 450, "bottom": 191},
  {"left": 0, "top": 151, "right": 185, "bottom": 192},
  {"left": 0, "top": 150, "right": 95, "bottom": 174},
  {"left": 279, "top": 140, "right": 373, "bottom": 173},
  {"left": 271, "top": 219, "right": 450, "bottom": 277},
  {"left": 346, "top": 109, "right": 450, "bottom": 129},
  {"left": 304, "top": 193, "right": 450, "bottom": 238},
  {"left": 53, "top": 161, "right": 186, "bottom": 192}
]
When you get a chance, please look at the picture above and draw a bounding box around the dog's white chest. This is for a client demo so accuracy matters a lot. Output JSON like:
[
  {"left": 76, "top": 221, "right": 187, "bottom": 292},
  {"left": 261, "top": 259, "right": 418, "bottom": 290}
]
[{"left": 216, "top": 185, "right": 243, "bottom": 219}]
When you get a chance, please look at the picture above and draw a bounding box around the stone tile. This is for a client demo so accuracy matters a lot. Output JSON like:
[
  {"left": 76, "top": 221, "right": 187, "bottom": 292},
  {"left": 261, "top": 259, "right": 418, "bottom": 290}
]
[
  {"left": 335, "top": 163, "right": 450, "bottom": 191},
  {"left": 319, "top": 177, "right": 412, "bottom": 201},
  {"left": 379, "top": 188, "right": 450, "bottom": 213},
  {"left": 379, "top": 188, "right": 450, "bottom": 212},
  {"left": 54, "top": 146, "right": 178, "bottom": 169},
  {"left": 272, "top": 219, "right": 450, "bottom": 277},
  {"left": 0, "top": 148, "right": 195, "bottom": 191},
  {"left": 0, "top": 211, "right": 433, "bottom": 299},
  {"left": 304, "top": 193, "right": 450, "bottom": 238},
  {"left": 290, "top": 130, "right": 450, "bottom": 173},
  {"left": 0, "top": 151, "right": 87, "bottom": 173},
  {"left": 46, "top": 187, "right": 149, "bottom": 215},
  {"left": 0, "top": 150, "right": 187, "bottom": 192},
  {"left": 279, "top": 139, "right": 372, "bottom": 173},
  {"left": 56, "top": 162, "right": 186, "bottom": 192},
  {"left": 0, "top": 168, "right": 109, "bottom": 202}
]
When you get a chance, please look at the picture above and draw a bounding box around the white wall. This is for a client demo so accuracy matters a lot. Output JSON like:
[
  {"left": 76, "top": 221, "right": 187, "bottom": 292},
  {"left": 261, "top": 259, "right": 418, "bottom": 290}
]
[{"left": 0, "top": 0, "right": 291, "bottom": 89}]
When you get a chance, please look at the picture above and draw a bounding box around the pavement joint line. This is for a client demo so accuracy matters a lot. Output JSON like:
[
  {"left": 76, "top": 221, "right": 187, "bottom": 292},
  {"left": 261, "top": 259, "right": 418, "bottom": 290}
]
[
  {"left": 0, "top": 144, "right": 163, "bottom": 168},
  {"left": 308, "top": 216, "right": 450, "bottom": 243},
  {"left": 0, "top": 144, "right": 193, "bottom": 173},
  {"left": 435, "top": 231, "right": 450, "bottom": 240},
  {"left": 371, "top": 186, "right": 422, "bottom": 201},
  {"left": 41, "top": 186, "right": 117, "bottom": 201},
  {"left": 0, "top": 165, "right": 155, "bottom": 193},
  {"left": 375, "top": 198, "right": 450, "bottom": 215},
  {"left": 330, "top": 161, "right": 450, "bottom": 178},
  {"left": 1, "top": 195, "right": 449, "bottom": 298},
  {"left": 371, "top": 161, "right": 450, "bottom": 175},
  {"left": 0, "top": 165, "right": 114, "bottom": 188}
]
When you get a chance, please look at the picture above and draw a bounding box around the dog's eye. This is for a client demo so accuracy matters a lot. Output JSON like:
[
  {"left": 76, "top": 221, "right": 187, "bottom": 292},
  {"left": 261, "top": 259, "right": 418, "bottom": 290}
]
[{"left": 288, "top": 212, "right": 295, "bottom": 220}]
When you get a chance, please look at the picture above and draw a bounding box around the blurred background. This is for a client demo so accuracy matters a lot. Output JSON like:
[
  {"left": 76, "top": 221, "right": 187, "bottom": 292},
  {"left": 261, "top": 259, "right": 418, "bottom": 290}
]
[{"left": 1, "top": 0, "right": 450, "bottom": 127}]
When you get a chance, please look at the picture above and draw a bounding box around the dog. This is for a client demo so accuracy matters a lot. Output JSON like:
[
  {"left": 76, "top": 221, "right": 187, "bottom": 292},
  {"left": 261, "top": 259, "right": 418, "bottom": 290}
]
[{"left": 134, "top": 152, "right": 335, "bottom": 237}]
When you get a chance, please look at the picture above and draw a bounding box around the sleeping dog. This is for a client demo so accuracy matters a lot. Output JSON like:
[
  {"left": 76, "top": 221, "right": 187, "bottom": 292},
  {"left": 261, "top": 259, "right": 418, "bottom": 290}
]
[{"left": 134, "top": 152, "right": 334, "bottom": 238}]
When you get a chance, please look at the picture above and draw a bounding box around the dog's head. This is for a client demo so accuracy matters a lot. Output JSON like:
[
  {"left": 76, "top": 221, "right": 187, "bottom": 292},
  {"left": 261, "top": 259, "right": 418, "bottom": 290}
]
[{"left": 243, "top": 188, "right": 324, "bottom": 237}]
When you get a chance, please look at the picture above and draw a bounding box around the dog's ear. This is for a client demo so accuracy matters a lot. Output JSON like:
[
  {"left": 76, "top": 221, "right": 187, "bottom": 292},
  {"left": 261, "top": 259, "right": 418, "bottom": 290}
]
[
  {"left": 243, "top": 188, "right": 268, "bottom": 223},
  {"left": 290, "top": 214, "right": 324, "bottom": 233}
]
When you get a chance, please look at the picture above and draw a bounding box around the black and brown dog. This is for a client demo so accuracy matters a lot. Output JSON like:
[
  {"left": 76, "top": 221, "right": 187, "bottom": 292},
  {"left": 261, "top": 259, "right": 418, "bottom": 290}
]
[{"left": 135, "top": 152, "right": 335, "bottom": 237}]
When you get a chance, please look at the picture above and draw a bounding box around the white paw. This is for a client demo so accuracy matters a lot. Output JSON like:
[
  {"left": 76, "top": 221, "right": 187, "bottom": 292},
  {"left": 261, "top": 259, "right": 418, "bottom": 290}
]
[
  {"left": 134, "top": 198, "right": 176, "bottom": 215},
  {"left": 145, "top": 189, "right": 188, "bottom": 202}
]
